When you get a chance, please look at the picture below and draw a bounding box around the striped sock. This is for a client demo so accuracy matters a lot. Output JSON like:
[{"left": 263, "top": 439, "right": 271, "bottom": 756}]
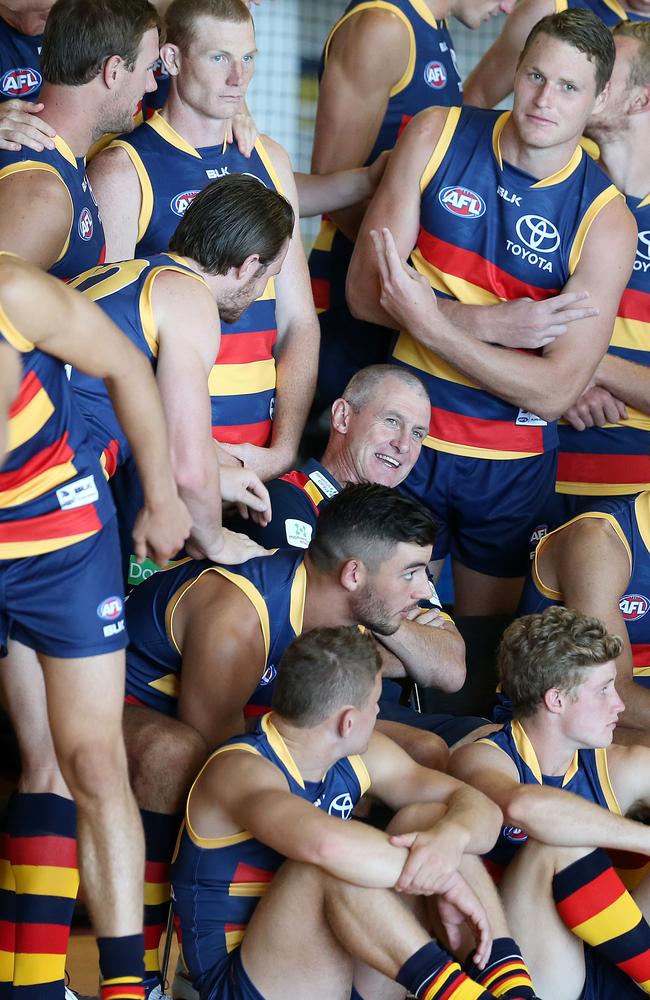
[
  {"left": 141, "top": 810, "right": 180, "bottom": 988},
  {"left": 466, "top": 938, "right": 536, "bottom": 998},
  {"left": 0, "top": 796, "right": 16, "bottom": 999},
  {"left": 397, "top": 940, "right": 496, "bottom": 999},
  {"left": 99, "top": 933, "right": 145, "bottom": 1000},
  {"left": 553, "top": 847, "right": 650, "bottom": 993},
  {"left": 9, "top": 793, "right": 78, "bottom": 998}
]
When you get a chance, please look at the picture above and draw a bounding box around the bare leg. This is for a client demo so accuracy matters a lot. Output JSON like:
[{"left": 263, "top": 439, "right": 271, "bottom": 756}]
[
  {"left": 453, "top": 563, "right": 523, "bottom": 617},
  {"left": 123, "top": 704, "right": 207, "bottom": 813},
  {"left": 375, "top": 719, "right": 449, "bottom": 771}
]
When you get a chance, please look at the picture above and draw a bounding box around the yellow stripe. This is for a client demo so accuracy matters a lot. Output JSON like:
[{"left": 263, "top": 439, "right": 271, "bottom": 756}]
[
  {"left": 532, "top": 145, "right": 582, "bottom": 188},
  {"left": 148, "top": 673, "right": 180, "bottom": 699},
  {"left": 0, "top": 162, "right": 72, "bottom": 264},
  {"left": 145, "top": 947, "right": 159, "bottom": 972},
  {"left": 208, "top": 358, "right": 276, "bottom": 396},
  {"left": 143, "top": 881, "right": 169, "bottom": 906},
  {"left": 0, "top": 858, "right": 13, "bottom": 892},
  {"left": 12, "top": 864, "right": 78, "bottom": 898},
  {"left": 483, "top": 963, "right": 528, "bottom": 988},
  {"left": 420, "top": 106, "right": 461, "bottom": 193},
  {"left": 312, "top": 219, "right": 336, "bottom": 252},
  {"left": 574, "top": 890, "right": 641, "bottom": 941},
  {"left": 556, "top": 480, "right": 650, "bottom": 495},
  {"left": 146, "top": 111, "right": 202, "bottom": 158},
  {"left": 13, "top": 954, "right": 68, "bottom": 987},
  {"left": 225, "top": 928, "right": 246, "bottom": 953},
  {"left": 349, "top": 754, "right": 372, "bottom": 796},
  {"left": 532, "top": 511, "right": 632, "bottom": 599},
  {"left": 492, "top": 111, "right": 510, "bottom": 168},
  {"left": 0, "top": 299, "right": 33, "bottom": 352},
  {"left": 213, "top": 567, "right": 271, "bottom": 660},
  {"left": 602, "top": 0, "right": 629, "bottom": 17},
  {"left": 7, "top": 386, "right": 54, "bottom": 452},
  {"left": 423, "top": 435, "right": 537, "bottom": 460},
  {"left": 254, "top": 137, "right": 286, "bottom": 196},
  {"left": 288, "top": 561, "right": 307, "bottom": 636},
  {"left": 569, "top": 185, "right": 621, "bottom": 274},
  {"left": 0, "top": 459, "right": 77, "bottom": 507},
  {"left": 0, "top": 949, "right": 12, "bottom": 982},
  {"left": 393, "top": 329, "right": 480, "bottom": 387},
  {"left": 409, "top": 0, "right": 440, "bottom": 26},
  {"left": 228, "top": 882, "right": 271, "bottom": 897},
  {"left": 304, "top": 480, "right": 324, "bottom": 506},
  {"left": 411, "top": 248, "right": 503, "bottom": 304},
  {"left": 610, "top": 315, "right": 650, "bottom": 354},
  {"left": 263, "top": 713, "right": 305, "bottom": 788},
  {"left": 69, "top": 258, "right": 151, "bottom": 301},
  {"left": 324, "top": 3, "right": 416, "bottom": 99},
  {"left": 555, "top": 0, "right": 569, "bottom": 9},
  {"left": 635, "top": 492, "right": 650, "bottom": 555},
  {"left": 109, "top": 140, "right": 155, "bottom": 243},
  {"left": 0, "top": 528, "right": 97, "bottom": 559},
  {"left": 639, "top": 193, "right": 650, "bottom": 209},
  {"left": 423, "top": 962, "right": 458, "bottom": 997},
  {"left": 595, "top": 748, "right": 622, "bottom": 815}
]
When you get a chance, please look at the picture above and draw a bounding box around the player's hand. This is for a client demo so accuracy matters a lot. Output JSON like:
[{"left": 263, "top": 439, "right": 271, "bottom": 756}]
[
  {"left": 0, "top": 101, "right": 56, "bottom": 152},
  {"left": 484, "top": 292, "right": 599, "bottom": 350},
  {"left": 132, "top": 493, "right": 192, "bottom": 567},
  {"left": 390, "top": 826, "right": 465, "bottom": 896},
  {"left": 220, "top": 441, "right": 292, "bottom": 482},
  {"left": 437, "top": 874, "right": 492, "bottom": 970},
  {"left": 219, "top": 464, "right": 272, "bottom": 526},
  {"left": 403, "top": 605, "right": 447, "bottom": 627},
  {"left": 226, "top": 109, "right": 258, "bottom": 158},
  {"left": 562, "top": 385, "right": 628, "bottom": 430},
  {"left": 371, "top": 226, "right": 438, "bottom": 331}
]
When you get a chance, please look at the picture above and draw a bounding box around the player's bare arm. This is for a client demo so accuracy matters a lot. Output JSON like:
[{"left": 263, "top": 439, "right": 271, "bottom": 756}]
[
  {"left": 564, "top": 354, "right": 650, "bottom": 430},
  {"left": 373, "top": 609, "right": 466, "bottom": 692},
  {"left": 463, "top": 0, "right": 555, "bottom": 108},
  {"left": 87, "top": 143, "right": 142, "bottom": 261},
  {"left": 0, "top": 169, "right": 73, "bottom": 269},
  {"left": 173, "top": 574, "right": 268, "bottom": 749},
  {"left": 312, "top": 7, "right": 410, "bottom": 241},
  {"left": 0, "top": 256, "right": 191, "bottom": 563}
]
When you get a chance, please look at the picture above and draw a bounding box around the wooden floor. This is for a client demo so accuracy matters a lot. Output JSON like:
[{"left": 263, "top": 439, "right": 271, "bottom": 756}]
[{"left": 67, "top": 929, "right": 179, "bottom": 998}]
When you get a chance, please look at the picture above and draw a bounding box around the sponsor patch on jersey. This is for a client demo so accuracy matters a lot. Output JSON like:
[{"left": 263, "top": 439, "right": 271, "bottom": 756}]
[
  {"left": 439, "top": 186, "right": 486, "bottom": 219},
  {"left": 424, "top": 61, "right": 447, "bottom": 89},
  {"left": 516, "top": 409, "right": 547, "bottom": 426},
  {"left": 97, "top": 595, "right": 124, "bottom": 622},
  {"left": 1, "top": 67, "right": 42, "bottom": 97},
  {"left": 503, "top": 825, "right": 528, "bottom": 843},
  {"left": 328, "top": 793, "right": 354, "bottom": 820},
  {"left": 515, "top": 215, "right": 560, "bottom": 254},
  {"left": 170, "top": 190, "right": 199, "bottom": 216},
  {"left": 284, "top": 518, "right": 313, "bottom": 549},
  {"left": 308, "top": 471, "right": 339, "bottom": 499},
  {"left": 103, "top": 619, "right": 126, "bottom": 638},
  {"left": 78, "top": 207, "right": 94, "bottom": 241},
  {"left": 620, "top": 594, "right": 650, "bottom": 621},
  {"left": 260, "top": 663, "right": 277, "bottom": 685},
  {"left": 56, "top": 474, "right": 99, "bottom": 511}
]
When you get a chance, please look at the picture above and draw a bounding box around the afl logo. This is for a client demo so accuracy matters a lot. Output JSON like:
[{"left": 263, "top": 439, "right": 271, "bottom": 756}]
[
  {"left": 424, "top": 61, "right": 447, "bottom": 89},
  {"left": 439, "top": 186, "right": 486, "bottom": 219},
  {"left": 97, "top": 596, "right": 124, "bottom": 622},
  {"left": 328, "top": 793, "right": 354, "bottom": 820},
  {"left": 1, "top": 67, "right": 42, "bottom": 97},
  {"left": 503, "top": 825, "right": 528, "bottom": 843},
  {"left": 260, "top": 663, "right": 277, "bottom": 685},
  {"left": 170, "top": 190, "right": 199, "bottom": 217},
  {"left": 78, "top": 207, "right": 94, "bottom": 241},
  {"left": 620, "top": 594, "right": 650, "bottom": 621},
  {"left": 515, "top": 215, "right": 560, "bottom": 253}
]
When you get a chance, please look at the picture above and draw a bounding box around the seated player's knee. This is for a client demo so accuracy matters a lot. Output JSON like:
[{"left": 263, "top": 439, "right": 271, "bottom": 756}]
[
  {"left": 406, "top": 730, "right": 449, "bottom": 771},
  {"left": 127, "top": 721, "right": 208, "bottom": 807}
]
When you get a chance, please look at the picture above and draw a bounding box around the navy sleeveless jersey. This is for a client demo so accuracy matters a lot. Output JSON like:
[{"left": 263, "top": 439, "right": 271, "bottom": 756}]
[
  {"left": 0, "top": 16, "right": 42, "bottom": 102},
  {"left": 171, "top": 712, "right": 370, "bottom": 994},
  {"left": 125, "top": 548, "right": 307, "bottom": 717},
  {"left": 560, "top": 0, "right": 650, "bottom": 24}
]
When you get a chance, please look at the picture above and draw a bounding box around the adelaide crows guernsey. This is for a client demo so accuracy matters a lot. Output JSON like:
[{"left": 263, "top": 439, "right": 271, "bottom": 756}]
[
  {"left": 309, "top": 0, "right": 461, "bottom": 371},
  {"left": 0, "top": 281, "right": 113, "bottom": 558},
  {"left": 0, "top": 136, "right": 105, "bottom": 279},
  {"left": 558, "top": 0, "right": 650, "bottom": 23},
  {"left": 557, "top": 196, "right": 650, "bottom": 496},
  {"left": 480, "top": 720, "right": 620, "bottom": 881},
  {"left": 520, "top": 493, "right": 650, "bottom": 681},
  {"left": 392, "top": 107, "right": 620, "bottom": 460},
  {"left": 0, "top": 17, "right": 42, "bottom": 102},
  {"left": 171, "top": 713, "right": 370, "bottom": 993},
  {"left": 125, "top": 548, "right": 306, "bottom": 716},
  {"left": 109, "top": 112, "right": 286, "bottom": 446},
  {"left": 68, "top": 254, "right": 207, "bottom": 477}
]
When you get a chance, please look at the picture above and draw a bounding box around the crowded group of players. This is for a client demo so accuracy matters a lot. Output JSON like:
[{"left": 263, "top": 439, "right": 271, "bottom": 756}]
[{"left": 0, "top": 0, "right": 649, "bottom": 998}]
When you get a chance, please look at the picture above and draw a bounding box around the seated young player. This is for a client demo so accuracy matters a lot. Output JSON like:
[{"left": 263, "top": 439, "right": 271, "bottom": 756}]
[
  {"left": 451, "top": 606, "right": 650, "bottom": 999},
  {"left": 171, "top": 625, "right": 542, "bottom": 1000}
]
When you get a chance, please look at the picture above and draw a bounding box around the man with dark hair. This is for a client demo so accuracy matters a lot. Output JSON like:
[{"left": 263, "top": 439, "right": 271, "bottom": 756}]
[
  {"left": 121, "top": 484, "right": 480, "bottom": 993},
  {"left": 0, "top": 0, "right": 161, "bottom": 276},
  {"left": 349, "top": 9, "right": 636, "bottom": 620},
  {"left": 69, "top": 174, "right": 294, "bottom": 573},
  {"left": 170, "top": 625, "right": 543, "bottom": 1000},
  {"left": 451, "top": 606, "right": 650, "bottom": 999},
  {"left": 87, "top": 0, "right": 319, "bottom": 483},
  {"left": 0, "top": 252, "right": 190, "bottom": 1000}
]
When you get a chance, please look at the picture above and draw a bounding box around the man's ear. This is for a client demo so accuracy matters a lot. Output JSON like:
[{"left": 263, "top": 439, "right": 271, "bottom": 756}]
[
  {"left": 339, "top": 558, "right": 367, "bottom": 593},
  {"left": 102, "top": 53, "right": 124, "bottom": 89},
  {"left": 232, "top": 253, "right": 263, "bottom": 281},
  {"left": 160, "top": 42, "right": 181, "bottom": 76},
  {"left": 543, "top": 687, "right": 564, "bottom": 715},
  {"left": 330, "top": 398, "right": 352, "bottom": 435},
  {"left": 337, "top": 707, "right": 356, "bottom": 739}
]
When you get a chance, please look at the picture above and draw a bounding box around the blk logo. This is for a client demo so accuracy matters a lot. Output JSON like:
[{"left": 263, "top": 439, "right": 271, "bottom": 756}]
[
  {"left": 515, "top": 215, "right": 560, "bottom": 254},
  {"left": 439, "top": 186, "right": 486, "bottom": 219},
  {"left": 620, "top": 594, "right": 649, "bottom": 620},
  {"left": 424, "top": 61, "right": 447, "bottom": 89}
]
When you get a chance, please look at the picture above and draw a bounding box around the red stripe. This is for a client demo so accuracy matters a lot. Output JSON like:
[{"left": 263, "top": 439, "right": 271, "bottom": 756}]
[
  {"left": 9, "top": 371, "right": 41, "bottom": 418},
  {"left": 618, "top": 946, "right": 650, "bottom": 981},
  {"left": 124, "top": 694, "right": 146, "bottom": 707},
  {"left": 618, "top": 286, "right": 650, "bottom": 323},
  {"left": 98, "top": 244, "right": 106, "bottom": 266},
  {"left": 232, "top": 862, "right": 274, "bottom": 884},
  {"left": 555, "top": 866, "right": 625, "bottom": 926},
  {"left": 310, "top": 277, "right": 330, "bottom": 311},
  {"left": 216, "top": 329, "right": 277, "bottom": 365},
  {"left": 102, "top": 987, "right": 144, "bottom": 999},
  {"left": 211, "top": 421, "right": 272, "bottom": 447},
  {"left": 143, "top": 923, "right": 165, "bottom": 950},
  {"left": 430, "top": 405, "right": 544, "bottom": 453},
  {"left": 397, "top": 113, "right": 413, "bottom": 139},
  {"left": 13, "top": 921, "right": 71, "bottom": 954},
  {"left": 0, "top": 920, "right": 15, "bottom": 950},
  {"left": 10, "top": 835, "right": 77, "bottom": 868},
  {"left": 438, "top": 967, "right": 465, "bottom": 1000},
  {"left": 278, "top": 470, "right": 319, "bottom": 514},
  {"left": 102, "top": 439, "right": 120, "bottom": 479},
  {"left": 557, "top": 451, "right": 650, "bottom": 485},
  {"left": 144, "top": 860, "right": 169, "bottom": 884},
  {"left": 417, "top": 228, "right": 560, "bottom": 301},
  {"left": 633, "top": 645, "right": 650, "bottom": 669},
  {"left": 243, "top": 704, "right": 271, "bottom": 718},
  {"left": 0, "top": 502, "right": 102, "bottom": 544},
  {"left": 0, "top": 433, "right": 74, "bottom": 491},
  {"left": 224, "top": 923, "right": 247, "bottom": 933}
]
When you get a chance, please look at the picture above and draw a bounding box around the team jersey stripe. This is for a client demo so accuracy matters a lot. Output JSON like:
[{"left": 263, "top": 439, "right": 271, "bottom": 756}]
[
  {"left": 211, "top": 419, "right": 272, "bottom": 447},
  {"left": 7, "top": 380, "right": 54, "bottom": 452},
  {"left": 633, "top": 644, "right": 650, "bottom": 668},
  {"left": 208, "top": 358, "right": 276, "bottom": 396},
  {"left": 11, "top": 864, "right": 78, "bottom": 898},
  {"left": 0, "top": 435, "right": 77, "bottom": 507},
  {"left": 217, "top": 329, "right": 277, "bottom": 365},
  {"left": 8, "top": 835, "right": 77, "bottom": 868},
  {"left": 0, "top": 503, "right": 101, "bottom": 557},
  {"left": 311, "top": 277, "right": 330, "bottom": 312},
  {"left": 618, "top": 286, "right": 650, "bottom": 323},
  {"left": 557, "top": 451, "right": 650, "bottom": 486},
  {"left": 429, "top": 405, "right": 544, "bottom": 453}
]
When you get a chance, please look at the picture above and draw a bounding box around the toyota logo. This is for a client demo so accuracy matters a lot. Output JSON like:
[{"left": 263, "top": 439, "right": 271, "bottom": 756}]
[
  {"left": 328, "top": 793, "right": 354, "bottom": 819},
  {"left": 637, "top": 231, "right": 650, "bottom": 261},
  {"left": 515, "top": 215, "right": 560, "bottom": 253}
]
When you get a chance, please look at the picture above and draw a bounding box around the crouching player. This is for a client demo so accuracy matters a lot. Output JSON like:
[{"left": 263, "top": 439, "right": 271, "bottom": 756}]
[
  {"left": 171, "top": 627, "right": 543, "bottom": 1000},
  {"left": 451, "top": 606, "right": 650, "bottom": 999}
]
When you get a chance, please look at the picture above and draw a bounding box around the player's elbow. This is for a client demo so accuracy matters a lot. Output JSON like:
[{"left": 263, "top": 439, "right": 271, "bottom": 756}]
[
  {"left": 503, "top": 785, "right": 538, "bottom": 830},
  {"left": 346, "top": 257, "right": 374, "bottom": 321}
]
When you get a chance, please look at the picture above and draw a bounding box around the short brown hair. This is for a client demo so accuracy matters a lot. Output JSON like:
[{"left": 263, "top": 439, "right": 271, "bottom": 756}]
[
  {"left": 272, "top": 627, "right": 381, "bottom": 727},
  {"left": 42, "top": 0, "right": 161, "bottom": 86},
  {"left": 499, "top": 606, "right": 623, "bottom": 718},
  {"left": 613, "top": 21, "right": 650, "bottom": 88},
  {"left": 165, "top": 0, "right": 251, "bottom": 53},
  {"left": 519, "top": 8, "right": 615, "bottom": 94},
  {"left": 342, "top": 365, "right": 429, "bottom": 413}
]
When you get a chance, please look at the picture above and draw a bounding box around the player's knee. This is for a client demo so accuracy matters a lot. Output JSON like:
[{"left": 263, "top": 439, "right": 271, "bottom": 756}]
[
  {"left": 405, "top": 730, "right": 449, "bottom": 771},
  {"left": 128, "top": 724, "right": 208, "bottom": 802},
  {"left": 60, "top": 738, "right": 129, "bottom": 803}
]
